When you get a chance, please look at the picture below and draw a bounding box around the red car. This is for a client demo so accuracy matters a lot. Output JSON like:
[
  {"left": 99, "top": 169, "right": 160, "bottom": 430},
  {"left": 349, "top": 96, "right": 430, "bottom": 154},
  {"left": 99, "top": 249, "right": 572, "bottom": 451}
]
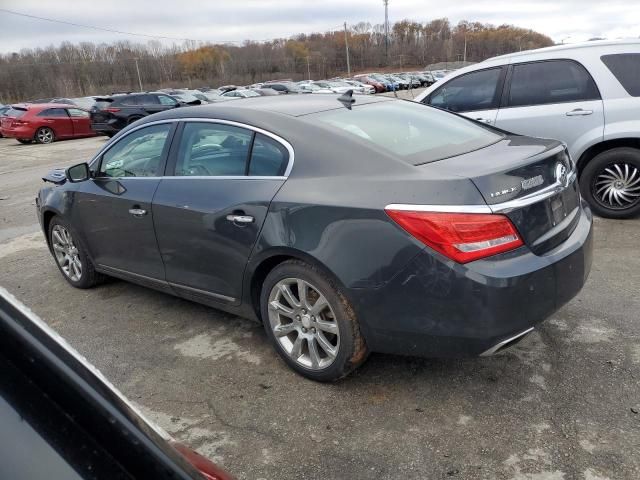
[
  {"left": 0, "top": 103, "right": 96, "bottom": 144},
  {"left": 353, "top": 75, "right": 386, "bottom": 93}
]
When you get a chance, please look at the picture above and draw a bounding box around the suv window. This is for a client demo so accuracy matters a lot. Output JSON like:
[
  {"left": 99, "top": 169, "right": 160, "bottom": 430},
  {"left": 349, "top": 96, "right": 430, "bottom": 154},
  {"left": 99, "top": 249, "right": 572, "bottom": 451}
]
[
  {"left": 174, "top": 122, "right": 252, "bottom": 176},
  {"left": 67, "top": 108, "right": 89, "bottom": 118},
  {"left": 158, "top": 95, "right": 178, "bottom": 106},
  {"left": 99, "top": 123, "right": 172, "bottom": 178},
  {"left": 37, "top": 108, "right": 68, "bottom": 117},
  {"left": 249, "top": 133, "right": 289, "bottom": 176},
  {"left": 139, "top": 94, "right": 159, "bottom": 105},
  {"left": 427, "top": 68, "right": 502, "bottom": 112},
  {"left": 601, "top": 54, "right": 640, "bottom": 97},
  {"left": 120, "top": 95, "right": 142, "bottom": 106},
  {"left": 507, "top": 60, "right": 600, "bottom": 107}
]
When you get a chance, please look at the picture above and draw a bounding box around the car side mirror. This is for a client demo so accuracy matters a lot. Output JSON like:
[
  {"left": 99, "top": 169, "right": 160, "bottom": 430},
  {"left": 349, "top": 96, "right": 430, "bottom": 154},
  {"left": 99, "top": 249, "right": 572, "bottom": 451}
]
[
  {"left": 186, "top": 99, "right": 201, "bottom": 105},
  {"left": 66, "top": 162, "right": 90, "bottom": 183}
]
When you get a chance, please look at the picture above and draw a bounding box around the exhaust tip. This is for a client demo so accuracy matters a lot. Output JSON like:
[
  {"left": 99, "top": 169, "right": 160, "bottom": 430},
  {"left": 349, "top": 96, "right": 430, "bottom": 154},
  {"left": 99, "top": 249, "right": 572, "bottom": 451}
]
[{"left": 480, "top": 327, "right": 534, "bottom": 357}]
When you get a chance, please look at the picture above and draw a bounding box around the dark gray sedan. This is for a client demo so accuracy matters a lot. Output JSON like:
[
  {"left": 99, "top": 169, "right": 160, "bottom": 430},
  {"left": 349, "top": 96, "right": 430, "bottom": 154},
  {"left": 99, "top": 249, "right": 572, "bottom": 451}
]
[{"left": 36, "top": 94, "right": 593, "bottom": 381}]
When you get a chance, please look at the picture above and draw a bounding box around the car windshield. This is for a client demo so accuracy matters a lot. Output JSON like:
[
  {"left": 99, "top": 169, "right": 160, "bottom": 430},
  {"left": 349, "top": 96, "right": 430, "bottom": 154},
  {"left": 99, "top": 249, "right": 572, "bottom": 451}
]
[{"left": 312, "top": 100, "right": 504, "bottom": 164}]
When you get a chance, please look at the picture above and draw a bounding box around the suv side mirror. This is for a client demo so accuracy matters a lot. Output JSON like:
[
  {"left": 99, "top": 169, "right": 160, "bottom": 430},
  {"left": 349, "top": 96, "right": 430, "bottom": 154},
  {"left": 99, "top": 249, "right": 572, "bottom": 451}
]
[{"left": 66, "top": 162, "right": 90, "bottom": 183}]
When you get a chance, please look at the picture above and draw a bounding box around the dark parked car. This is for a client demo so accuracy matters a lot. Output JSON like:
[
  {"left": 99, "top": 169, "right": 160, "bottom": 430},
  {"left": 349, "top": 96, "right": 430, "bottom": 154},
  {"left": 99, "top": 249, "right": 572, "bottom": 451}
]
[
  {"left": 0, "top": 287, "right": 234, "bottom": 480},
  {"left": 261, "top": 82, "right": 301, "bottom": 94},
  {"left": 0, "top": 103, "right": 96, "bottom": 144},
  {"left": 37, "top": 95, "right": 593, "bottom": 381},
  {"left": 90, "top": 92, "right": 187, "bottom": 137}
]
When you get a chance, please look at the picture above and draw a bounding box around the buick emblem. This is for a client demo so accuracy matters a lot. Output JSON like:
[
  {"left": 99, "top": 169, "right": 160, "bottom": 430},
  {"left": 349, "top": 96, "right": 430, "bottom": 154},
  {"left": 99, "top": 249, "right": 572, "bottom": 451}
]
[{"left": 555, "top": 163, "right": 568, "bottom": 186}]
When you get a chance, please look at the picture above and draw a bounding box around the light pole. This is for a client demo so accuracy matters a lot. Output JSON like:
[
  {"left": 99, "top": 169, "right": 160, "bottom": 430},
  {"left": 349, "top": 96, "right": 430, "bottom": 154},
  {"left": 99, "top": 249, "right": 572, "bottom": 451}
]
[
  {"left": 134, "top": 58, "right": 143, "bottom": 92},
  {"left": 344, "top": 22, "right": 351, "bottom": 77}
]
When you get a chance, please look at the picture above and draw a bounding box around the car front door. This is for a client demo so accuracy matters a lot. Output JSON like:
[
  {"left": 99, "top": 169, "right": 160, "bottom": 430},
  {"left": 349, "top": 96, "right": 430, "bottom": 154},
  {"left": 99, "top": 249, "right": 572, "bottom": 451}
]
[
  {"left": 72, "top": 122, "right": 175, "bottom": 280},
  {"left": 494, "top": 59, "right": 604, "bottom": 159},
  {"left": 37, "top": 108, "right": 73, "bottom": 138},
  {"left": 152, "top": 121, "right": 290, "bottom": 305},
  {"left": 66, "top": 108, "right": 93, "bottom": 136},
  {"left": 423, "top": 67, "right": 506, "bottom": 126}
]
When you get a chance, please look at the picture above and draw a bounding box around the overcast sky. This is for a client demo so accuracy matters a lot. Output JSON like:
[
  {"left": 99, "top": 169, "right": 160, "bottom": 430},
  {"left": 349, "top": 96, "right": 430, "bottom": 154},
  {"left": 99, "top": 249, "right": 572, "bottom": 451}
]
[{"left": 0, "top": 0, "right": 638, "bottom": 53}]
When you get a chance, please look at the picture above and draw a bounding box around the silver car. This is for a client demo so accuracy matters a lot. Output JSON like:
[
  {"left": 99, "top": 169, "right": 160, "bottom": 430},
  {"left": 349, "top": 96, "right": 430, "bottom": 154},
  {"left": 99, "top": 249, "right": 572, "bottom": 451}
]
[{"left": 416, "top": 40, "right": 640, "bottom": 218}]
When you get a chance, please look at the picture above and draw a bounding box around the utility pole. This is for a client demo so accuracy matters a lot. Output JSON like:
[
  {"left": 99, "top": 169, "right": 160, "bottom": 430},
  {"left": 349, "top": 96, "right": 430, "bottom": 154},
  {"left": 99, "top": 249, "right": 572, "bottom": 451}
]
[
  {"left": 344, "top": 22, "right": 351, "bottom": 77},
  {"left": 463, "top": 35, "right": 467, "bottom": 63},
  {"left": 134, "top": 58, "right": 143, "bottom": 92},
  {"left": 306, "top": 56, "right": 311, "bottom": 80},
  {"left": 383, "top": 0, "right": 389, "bottom": 62}
]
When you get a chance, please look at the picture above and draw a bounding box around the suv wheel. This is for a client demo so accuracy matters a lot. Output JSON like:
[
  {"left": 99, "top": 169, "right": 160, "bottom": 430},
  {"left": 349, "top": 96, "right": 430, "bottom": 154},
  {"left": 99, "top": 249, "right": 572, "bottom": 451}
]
[
  {"left": 49, "top": 217, "right": 104, "bottom": 288},
  {"left": 261, "top": 260, "right": 368, "bottom": 381},
  {"left": 580, "top": 147, "right": 640, "bottom": 218}
]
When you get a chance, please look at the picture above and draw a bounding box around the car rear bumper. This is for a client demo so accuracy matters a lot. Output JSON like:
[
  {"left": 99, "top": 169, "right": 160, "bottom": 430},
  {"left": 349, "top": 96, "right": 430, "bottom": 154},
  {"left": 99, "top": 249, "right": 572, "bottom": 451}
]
[
  {"left": 90, "top": 121, "right": 121, "bottom": 134},
  {"left": 0, "top": 126, "right": 34, "bottom": 139},
  {"left": 352, "top": 201, "right": 594, "bottom": 358}
]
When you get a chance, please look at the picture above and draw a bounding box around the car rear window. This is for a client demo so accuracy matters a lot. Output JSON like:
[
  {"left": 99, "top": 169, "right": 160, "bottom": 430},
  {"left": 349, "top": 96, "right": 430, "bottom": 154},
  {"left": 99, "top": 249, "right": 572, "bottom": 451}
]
[
  {"left": 5, "top": 107, "right": 27, "bottom": 118},
  {"left": 312, "top": 100, "right": 504, "bottom": 164},
  {"left": 601, "top": 54, "right": 640, "bottom": 97}
]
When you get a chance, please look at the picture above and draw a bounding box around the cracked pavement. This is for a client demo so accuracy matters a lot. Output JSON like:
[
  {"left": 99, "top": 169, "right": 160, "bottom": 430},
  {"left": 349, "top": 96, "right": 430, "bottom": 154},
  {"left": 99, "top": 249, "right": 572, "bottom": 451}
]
[{"left": 0, "top": 129, "right": 638, "bottom": 479}]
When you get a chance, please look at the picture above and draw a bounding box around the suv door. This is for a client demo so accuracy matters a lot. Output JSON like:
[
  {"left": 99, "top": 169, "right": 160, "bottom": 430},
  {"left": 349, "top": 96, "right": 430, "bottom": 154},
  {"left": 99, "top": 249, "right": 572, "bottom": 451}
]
[
  {"left": 494, "top": 59, "right": 604, "bottom": 159},
  {"left": 72, "top": 122, "right": 175, "bottom": 282},
  {"left": 152, "top": 121, "right": 290, "bottom": 305},
  {"left": 423, "top": 67, "right": 505, "bottom": 125}
]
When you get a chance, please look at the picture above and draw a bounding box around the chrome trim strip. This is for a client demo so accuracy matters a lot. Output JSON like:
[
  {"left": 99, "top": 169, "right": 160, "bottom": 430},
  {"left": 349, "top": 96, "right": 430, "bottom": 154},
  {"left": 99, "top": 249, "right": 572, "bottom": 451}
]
[
  {"left": 96, "top": 264, "right": 169, "bottom": 287},
  {"left": 94, "top": 176, "right": 286, "bottom": 181},
  {"left": 489, "top": 172, "right": 577, "bottom": 214},
  {"left": 90, "top": 117, "right": 295, "bottom": 178},
  {"left": 168, "top": 282, "right": 236, "bottom": 303},
  {"left": 480, "top": 327, "right": 534, "bottom": 357},
  {"left": 385, "top": 203, "right": 493, "bottom": 214}
]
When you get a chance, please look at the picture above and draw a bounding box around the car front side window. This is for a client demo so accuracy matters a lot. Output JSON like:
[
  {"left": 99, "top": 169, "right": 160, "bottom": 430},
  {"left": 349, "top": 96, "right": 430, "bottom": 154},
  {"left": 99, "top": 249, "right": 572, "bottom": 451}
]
[
  {"left": 99, "top": 123, "right": 172, "bottom": 178},
  {"left": 174, "top": 122, "right": 252, "bottom": 177},
  {"left": 158, "top": 95, "right": 178, "bottom": 106},
  {"left": 427, "top": 68, "right": 502, "bottom": 112}
]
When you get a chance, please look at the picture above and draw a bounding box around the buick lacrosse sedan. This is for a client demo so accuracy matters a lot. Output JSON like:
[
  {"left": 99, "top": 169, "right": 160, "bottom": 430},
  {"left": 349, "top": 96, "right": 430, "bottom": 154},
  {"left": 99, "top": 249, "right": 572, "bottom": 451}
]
[{"left": 37, "top": 94, "right": 593, "bottom": 381}]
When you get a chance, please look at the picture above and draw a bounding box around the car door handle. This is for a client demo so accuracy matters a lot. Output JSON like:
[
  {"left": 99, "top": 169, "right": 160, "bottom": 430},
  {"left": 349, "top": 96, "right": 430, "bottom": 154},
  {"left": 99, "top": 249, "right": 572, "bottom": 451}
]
[
  {"left": 128, "top": 208, "right": 147, "bottom": 217},
  {"left": 566, "top": 109, "right": 593, "bottom": 116},
  {"left": 475, "top": 117, "right": 493, "bottom": 124},
  {"left": 226, "top": 214, "right": 254, "bottom": 224}
]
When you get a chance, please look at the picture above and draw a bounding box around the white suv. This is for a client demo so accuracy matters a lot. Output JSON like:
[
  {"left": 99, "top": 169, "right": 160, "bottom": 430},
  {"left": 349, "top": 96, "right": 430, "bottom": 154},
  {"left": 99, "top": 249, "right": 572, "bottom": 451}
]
[{"left": 416, "top": 40, "right": 640, "bottom": 218}]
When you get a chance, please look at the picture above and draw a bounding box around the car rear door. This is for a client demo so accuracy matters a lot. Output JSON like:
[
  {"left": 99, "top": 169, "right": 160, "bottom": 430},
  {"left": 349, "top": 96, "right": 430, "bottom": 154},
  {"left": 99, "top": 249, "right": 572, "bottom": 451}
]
[
  {"left": 38, "top": 108, "right": 73, "bottom": 138},
  {"left": 494, "top": 59, "right": 604, "bottom": 159},
  {"left": 152, "top": 120, "right": 291, "bottom": 306},
  {"left": 66, "top": 108, "right": 93, "bottom": 136},
  {"left": 72, "top": 122, "right": 176, "bottom": 281},
  {"left": 423, "top": 67, "right": 506, "bottom": 126}
]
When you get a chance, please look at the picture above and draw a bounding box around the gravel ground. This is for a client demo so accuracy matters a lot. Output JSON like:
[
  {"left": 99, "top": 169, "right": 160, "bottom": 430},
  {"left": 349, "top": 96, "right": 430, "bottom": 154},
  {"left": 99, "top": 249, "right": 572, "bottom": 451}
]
[{"left": 0, "top": 126, "right": 638, "bottom": 480}]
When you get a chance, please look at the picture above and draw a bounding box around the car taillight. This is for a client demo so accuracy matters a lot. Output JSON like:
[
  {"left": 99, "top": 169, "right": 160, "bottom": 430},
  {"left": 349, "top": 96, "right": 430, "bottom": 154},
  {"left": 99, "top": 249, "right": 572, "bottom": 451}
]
[
  {"left": 105, "top": 107, "right": 121, "bottom": 113},
  {"left": 13, "top": 119, "right": 28, "bottom": 126},
  {"left": 385, "top": 209, "right": 524, "bottom": 263}
]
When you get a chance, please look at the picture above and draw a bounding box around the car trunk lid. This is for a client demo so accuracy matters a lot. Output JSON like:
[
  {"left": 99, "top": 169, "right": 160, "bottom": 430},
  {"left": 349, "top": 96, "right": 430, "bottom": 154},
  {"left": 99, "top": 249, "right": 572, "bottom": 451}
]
[{"left": 422, "top": 136, "right": 581, "bottom": 255}]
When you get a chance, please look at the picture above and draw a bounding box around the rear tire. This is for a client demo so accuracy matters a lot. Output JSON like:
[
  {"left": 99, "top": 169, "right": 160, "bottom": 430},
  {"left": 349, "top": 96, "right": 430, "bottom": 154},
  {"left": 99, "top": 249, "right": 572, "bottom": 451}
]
[
  {"left": 35, "top": 127, "right": 55, "bottom": 144},
  {"left": 48, "top": 216, "right": 104, "bottom": 289},
  {"left": 261, "top": 260, "right": 368, "bottom": 381},
  {"left": 579, "top": 147, "right": 640, "bottom": 219}
]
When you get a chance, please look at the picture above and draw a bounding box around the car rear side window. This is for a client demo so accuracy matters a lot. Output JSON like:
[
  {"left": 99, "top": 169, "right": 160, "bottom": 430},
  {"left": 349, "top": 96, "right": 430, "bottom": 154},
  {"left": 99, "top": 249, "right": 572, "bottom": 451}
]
[
  {"left": 6, "top": 107, "right": 27, "bottom": 118},
  {"left": 601, "top": 54, "right": 640, "bottom": 97},
  {"left": 427, "top": 68, "right": 502, "bottom": 112},
  {"left": 249, "top": 133, "right": 289, "bottom": 176},
  {"left": 174, "top": 122, "right": 252, "bottom": 176},
  {"left": 37, "top": 108, "right": 68, "bottom": 117},
  {"left": 140, "top": 95, "right": 160, "bottom": 105},
  {"left": 99, "top": 123, "right": 172, "bottom": 178},
  {"left": 507, "top": 60, "right": 600, "bottom": 107}
]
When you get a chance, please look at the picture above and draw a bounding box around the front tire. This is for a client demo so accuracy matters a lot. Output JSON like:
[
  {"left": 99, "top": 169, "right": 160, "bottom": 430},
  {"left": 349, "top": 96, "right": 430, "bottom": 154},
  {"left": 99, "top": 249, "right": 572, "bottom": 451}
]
[
  {"left": 35, "top": 127, "right": 55, "bottom": 144},
  {"left": 261, "top": 260, "right": 368, "bottom": 381},
  {"left": 580, "top": 147, "right": 640, "bottom": 219},
  {"left": 48, "top": 217, "right": 103, "bottom": 288}
]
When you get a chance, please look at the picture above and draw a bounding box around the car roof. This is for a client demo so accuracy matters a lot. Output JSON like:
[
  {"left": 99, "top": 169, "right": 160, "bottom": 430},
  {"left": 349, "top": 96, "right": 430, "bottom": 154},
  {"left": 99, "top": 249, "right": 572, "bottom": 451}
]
[
  {"left": 147, "top": 93, "right": 393, "bottom": 119},
  {"left": 13, "top": 103, "right": 75, "bottom": 110},
  {"left": 487, "top": 38, "right": 640, "bottom": 63}
]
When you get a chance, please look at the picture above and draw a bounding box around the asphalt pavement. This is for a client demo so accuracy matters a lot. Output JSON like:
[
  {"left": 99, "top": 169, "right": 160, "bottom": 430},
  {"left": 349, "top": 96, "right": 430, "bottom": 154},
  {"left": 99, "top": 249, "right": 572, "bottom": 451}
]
[{"left": 0, "top": 126, "right": 638, "bottom": 480}]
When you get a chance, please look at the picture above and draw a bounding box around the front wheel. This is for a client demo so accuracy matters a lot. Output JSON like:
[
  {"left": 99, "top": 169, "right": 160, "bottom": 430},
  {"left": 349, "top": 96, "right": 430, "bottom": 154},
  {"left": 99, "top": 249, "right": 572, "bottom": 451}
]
[
  {"left": 580, "top": 147, "right": 640, "bottom": 219},
  {"left": 261, "top": 260, "right": 368, "bottom": 381},
  {"left": 49, "top": 217, "right": 104, "bottom": 288},
  {"left": 35, "top": 127, "right": 55, "bottom": 144}
]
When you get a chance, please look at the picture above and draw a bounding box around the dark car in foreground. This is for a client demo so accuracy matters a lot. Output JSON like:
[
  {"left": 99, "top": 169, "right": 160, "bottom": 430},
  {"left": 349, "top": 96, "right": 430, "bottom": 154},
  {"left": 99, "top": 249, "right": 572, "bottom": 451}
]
[
  {"left": 90, "top": 92, "right": 191, "bottom": 137},
  {"left": 0, "top": 287, "right": 234, "bottom": 480},
  {"left": 0, "top": 103, "right": 96, "bottom": 144},
  {"left": 37, "top": 94, "right": 593, "bottom": 381}
]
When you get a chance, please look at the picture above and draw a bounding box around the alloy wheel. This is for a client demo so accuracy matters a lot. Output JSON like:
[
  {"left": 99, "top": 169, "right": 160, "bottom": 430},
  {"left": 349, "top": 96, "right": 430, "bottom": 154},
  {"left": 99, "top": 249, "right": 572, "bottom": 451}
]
[
  {"left": 37, "top": 128, "right": 54, "bottom": 144},
  {"left": 593, "top": 162, "right": 640, "bottom": 210},
  {"left": 51, "top": 225, "right": 82, "bottom": 282},
  {"left": 267, "top": 278, "right": 340, "bottom": 370}
]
